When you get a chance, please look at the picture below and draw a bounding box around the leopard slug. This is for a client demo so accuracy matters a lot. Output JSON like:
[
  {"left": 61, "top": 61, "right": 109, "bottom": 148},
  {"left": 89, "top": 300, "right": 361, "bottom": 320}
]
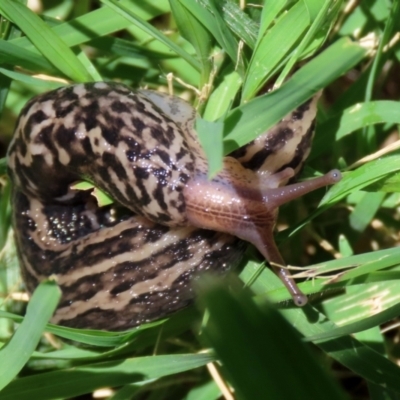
[{"left": 7, "top": 82, "right": 340, "bottom": 331}]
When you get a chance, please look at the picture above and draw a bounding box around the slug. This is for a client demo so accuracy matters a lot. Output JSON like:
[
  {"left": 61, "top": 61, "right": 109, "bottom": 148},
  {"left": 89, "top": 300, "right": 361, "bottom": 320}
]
[{"left": 7, "top": 82, "right": 340, "bottom": 330}]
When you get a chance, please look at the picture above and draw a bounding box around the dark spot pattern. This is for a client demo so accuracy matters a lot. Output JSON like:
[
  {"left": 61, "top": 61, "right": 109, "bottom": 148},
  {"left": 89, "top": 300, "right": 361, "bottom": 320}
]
[
  {"left": 292, "top": 99, "right": 312, "bottom": 120},
  {"left": 279, "top": 121, "right": 315, "bottom": 172},
  {"left": 241, "top": 128, "right": 294, "bottom": 170},
  {"left": 7, "top": 81, "right": 315, "bottom": 331}
]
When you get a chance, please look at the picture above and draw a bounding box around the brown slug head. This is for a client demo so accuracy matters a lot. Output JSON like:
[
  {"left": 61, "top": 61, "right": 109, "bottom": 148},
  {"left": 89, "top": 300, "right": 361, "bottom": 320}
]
[{"left": 183, "top": 155, "right": 341, "bottom": 306}]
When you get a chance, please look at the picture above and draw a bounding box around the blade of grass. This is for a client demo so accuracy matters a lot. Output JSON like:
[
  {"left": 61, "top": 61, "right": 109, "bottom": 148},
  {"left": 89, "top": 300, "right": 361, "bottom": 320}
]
[
  {"left": 99, "top": 0, "right": 201, "bottom": 72},
  {"left": 196, "top": 117, "right": 223, "bottom": 177},
  {"left": 9, "top": 0, "right": 170, "bottom": 52},
  {"left": 170, "top": 0, "right": 212, "bottom": 86},
  {"left": 224, "top": 37, "right": 367, "bottom": 154},
  {"left": 0, "top": 280, "right": 61, "bottom": 391},
  {"left": 0, "top": 39, "right": 56, "bottom": 73},
  {"left": 201, "top": 282, "right": 347, "bottom": 400},
  {"left": 311, "top": 101, "right": 400, "bottom": 160},
  {"left": 179, "top": 0, "right": 241, "bottom": 72},
  {"left": 274, "top": 0, "right": 338, "bottom": 87},
  {"left": 220, "top": 0, "right": 258, "bottom": 49},
  {"left": 0, "top": 353, "right": 214, "bottom": 400},
  {"left": 242, "top": 0, "right": 310, "bottom": 101},
  {"left": 203, "top": 70, "right": 242, "bottom": 121},
  {"left": 241, "top": 264, "right": 400, "bottom": 391},
  {"left": 0, "top": 0, "right": 92, "bottom": 81},
  {"left": 0, "top": 67, "right": 65, "bottom": 90}
]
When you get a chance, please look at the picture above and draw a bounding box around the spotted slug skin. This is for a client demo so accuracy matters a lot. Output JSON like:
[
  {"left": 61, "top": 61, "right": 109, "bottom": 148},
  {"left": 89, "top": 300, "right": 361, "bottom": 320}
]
[{"left": 7, "top": 82, "right": 331, "bottom": 330}]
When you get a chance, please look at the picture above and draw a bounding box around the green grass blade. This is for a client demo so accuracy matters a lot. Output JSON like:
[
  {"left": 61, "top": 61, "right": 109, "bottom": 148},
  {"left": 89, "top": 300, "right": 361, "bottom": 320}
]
[
  {"left": 196, "top": 117, "right": 223, "bottom": 177},
  {"left": 312, "top": 101, "right": 400, "bottom": 160},
  {"left": 170, "top": 0, "right": 212, "bottom": 85},
  {"left": 0, "top": 280, "right": 61, "bottom": 391},
  {"left": 320, "top": 156, "right": 400, "bottom": 206},
  {"left": 246, "top": 250, "right": 400, "bottom": 305},
  {"left": 349, "top": 191, "right": 385, "bottom": 231},
  {"left": 0, "top": 67, "right": 64, "bottom": 90},
  {"left": 0, "top": 157, "right": 7, "bottom": 176},
  {"left": 275, "top": 0, "right": 337, "bottom": 87},
  {"left": 257, "top": 0, "right": 287, "bottom": 44},
  {"left": 0, "top": 0, "right": 92, "bottom": 81},
  {"left": 178, "top": 0, "right": 241, "bottom": 71},
  {"left": 305, "top": 296, "right": 400, "bottom": 342},
  {"left": 242, "top": 1, "right": 310, "bottom": 101},
  {"left": 282, "top": 307, "right": 400, "bottom": 391},
  {"left": 99, "top": 0, "right": 201, "bottom": 71},
  {"left": 224, "top": 37, "right": 367, "bottom": 154},
  {"left": 220, "top": 1, "right": 258, "bottom": 49},
  {"left": 0, "top": 39, "right": 56, "bottom": 73},
  {"left": 201, "top": 282, "right": 347, "bottom": 400},
  {"left": 0, "top": 353, "right": 214, "bottom": 400},
  {"left": 9, "top": 0, "right": 170, "bottom": 52},
  {"left": 203, "top": 70, "right": 242, "bottom": 121},
  {"left": 243, "top": 264, "right": 400, "bottom": 391},
  {"left": 186, "top": 380, "right": 221, "bottom": 400}
]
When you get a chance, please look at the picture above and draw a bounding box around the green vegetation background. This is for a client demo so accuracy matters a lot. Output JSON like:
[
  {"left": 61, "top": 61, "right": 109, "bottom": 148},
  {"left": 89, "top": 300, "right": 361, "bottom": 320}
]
[{"left": 0, "top": 0, "right": 400, "bottom": 399}]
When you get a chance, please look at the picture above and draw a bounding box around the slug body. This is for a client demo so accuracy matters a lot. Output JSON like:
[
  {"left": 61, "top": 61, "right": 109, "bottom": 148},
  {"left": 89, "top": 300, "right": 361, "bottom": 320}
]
[{"left": 7, "top": 82, "right": 340, "bottom": 330}]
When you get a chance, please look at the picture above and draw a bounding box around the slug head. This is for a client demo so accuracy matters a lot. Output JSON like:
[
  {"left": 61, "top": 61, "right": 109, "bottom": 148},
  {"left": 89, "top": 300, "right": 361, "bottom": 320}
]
[{"left": 184, "top": 158, "right": 341, "bottom": 306}]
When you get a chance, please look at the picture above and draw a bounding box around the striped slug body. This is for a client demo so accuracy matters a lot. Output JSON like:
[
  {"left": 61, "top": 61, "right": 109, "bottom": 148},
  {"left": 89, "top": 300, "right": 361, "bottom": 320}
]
[{"left": 7, "top": 82, "right": 340, "bottom": 330}]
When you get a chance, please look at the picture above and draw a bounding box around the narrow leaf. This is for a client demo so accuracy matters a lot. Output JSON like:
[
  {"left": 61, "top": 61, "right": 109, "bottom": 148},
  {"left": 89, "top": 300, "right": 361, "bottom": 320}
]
[
  {"left": 100, "top": 0, "right": 201, "bottom": 71},
  {"left": 0, "top": 353, "right": 214, "bottom": 400},
  {"left": 0, "top": 1, "right": 92, "bottom": 81},
  {"left": 0, "top": 281, "right": 61, "bottom": 391},
  {"left": 224, "top": 37, "right": 367, "bottom": 154}
]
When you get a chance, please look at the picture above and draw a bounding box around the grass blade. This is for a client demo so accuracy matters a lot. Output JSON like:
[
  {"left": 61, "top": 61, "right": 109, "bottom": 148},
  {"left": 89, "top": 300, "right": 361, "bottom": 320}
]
[
  {"left": 0, "top": 280, "right": 61, "bottom": 391},
  {"left": 0, "top": 0, "right": 92, "bottom": 81},
  {"left": 0, "top": 353, "right": 214, "bottom": 400},
  {"left": 201, "top": 282, "right": 347, "bottom": 400},
  {"left": 224, "top": 37, "right": 367, "bottom": 154},
  {"left": 100, "top": 0, "right": 201, "bottom": 71}
]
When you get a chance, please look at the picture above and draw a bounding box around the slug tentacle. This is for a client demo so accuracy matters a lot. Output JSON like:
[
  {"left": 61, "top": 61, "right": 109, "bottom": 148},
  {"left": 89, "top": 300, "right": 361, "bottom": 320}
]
[{"left": 7, "top": 82, "right": 340, "bottom": 330}]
